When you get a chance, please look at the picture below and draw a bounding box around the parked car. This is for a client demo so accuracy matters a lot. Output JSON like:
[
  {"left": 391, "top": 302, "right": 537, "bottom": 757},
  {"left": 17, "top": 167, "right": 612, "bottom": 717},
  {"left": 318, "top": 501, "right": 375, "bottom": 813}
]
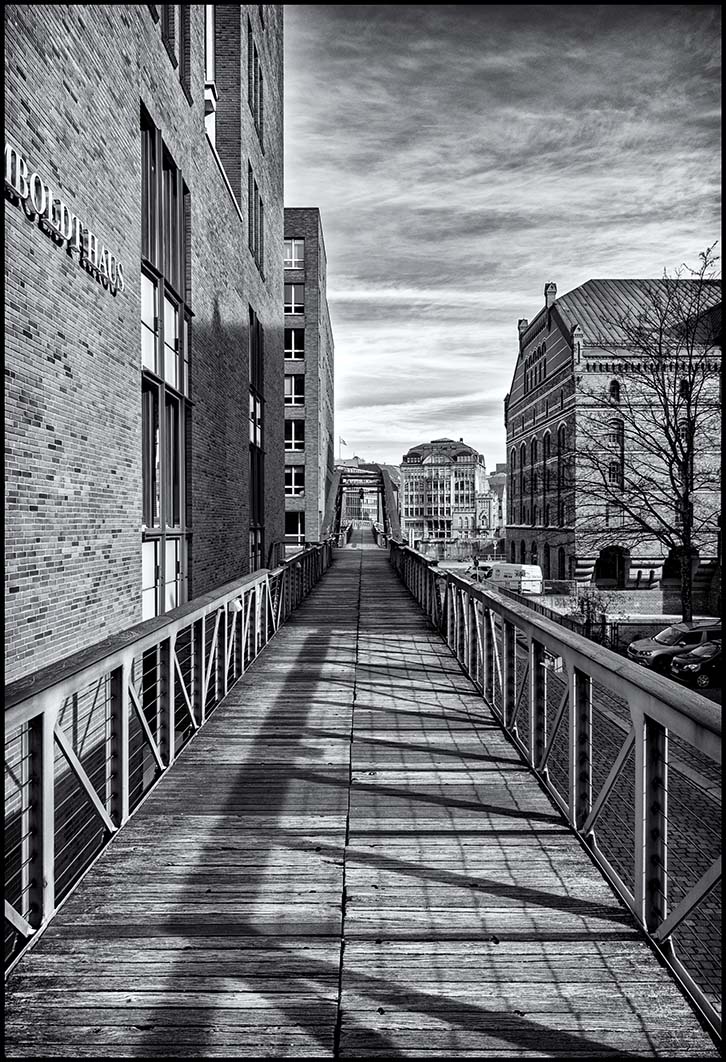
[
  {"left": 670, "top": 641, "right": 721, "bottom": 689},
  {"left": 627, "top": 620, "right": 722, "bottom": 673}
]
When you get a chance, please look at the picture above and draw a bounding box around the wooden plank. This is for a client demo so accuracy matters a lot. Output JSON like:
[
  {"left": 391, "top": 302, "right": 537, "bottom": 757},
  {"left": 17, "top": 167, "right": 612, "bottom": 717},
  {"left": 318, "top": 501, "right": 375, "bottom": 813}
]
[{"left": 4, "top": 550, "right": 717, "bottom": 1060}]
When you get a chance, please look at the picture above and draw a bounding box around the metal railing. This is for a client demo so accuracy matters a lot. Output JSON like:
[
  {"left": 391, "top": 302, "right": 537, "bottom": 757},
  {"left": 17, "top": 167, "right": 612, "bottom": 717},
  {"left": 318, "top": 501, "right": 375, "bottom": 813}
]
[
  {"left": 4, "top": 543, "right": 332, "bottom": 973},
  {"left": 390, "top": 541, "right": 721, "bottom": 1042}
]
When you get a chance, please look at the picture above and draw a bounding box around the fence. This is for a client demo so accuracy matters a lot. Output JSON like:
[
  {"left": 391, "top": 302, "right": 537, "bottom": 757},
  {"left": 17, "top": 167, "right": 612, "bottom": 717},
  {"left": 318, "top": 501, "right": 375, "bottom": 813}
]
[
  {"left": 390, "top": 541, "right": 721, "bottom": 1043},
  {"left": 4, "top": 543, "right": 332, "bottom": 973}
]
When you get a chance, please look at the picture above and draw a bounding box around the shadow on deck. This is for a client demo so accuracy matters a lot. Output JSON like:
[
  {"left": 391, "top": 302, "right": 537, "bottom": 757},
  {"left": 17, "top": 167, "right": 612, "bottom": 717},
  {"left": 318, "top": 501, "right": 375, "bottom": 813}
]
[{"left": 4, "top": 551, "right": 718, "bottom": 1057}]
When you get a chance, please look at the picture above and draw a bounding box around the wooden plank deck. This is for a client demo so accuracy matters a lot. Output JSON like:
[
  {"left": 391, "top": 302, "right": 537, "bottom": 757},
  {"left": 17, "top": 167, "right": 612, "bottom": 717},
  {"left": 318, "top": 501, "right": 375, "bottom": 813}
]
[{"left": 4, "top": 550, "right": 717, "bottom": 1057}]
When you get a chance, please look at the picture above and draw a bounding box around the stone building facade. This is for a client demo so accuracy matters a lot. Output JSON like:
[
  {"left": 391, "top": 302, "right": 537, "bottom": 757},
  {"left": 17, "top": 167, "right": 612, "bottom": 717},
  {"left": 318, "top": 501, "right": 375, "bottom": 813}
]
[
  {"left": 400, "top": 438, "right": 489, "bottom": 545},
  {"left": 283, "top": 207, "right": 335, "bottom": 547},
  {"left": 5, "top": 5, "right": 285, "bottom": 683},
  {"left": 504, "top": 279, "right": 720, "bottom": 604}
]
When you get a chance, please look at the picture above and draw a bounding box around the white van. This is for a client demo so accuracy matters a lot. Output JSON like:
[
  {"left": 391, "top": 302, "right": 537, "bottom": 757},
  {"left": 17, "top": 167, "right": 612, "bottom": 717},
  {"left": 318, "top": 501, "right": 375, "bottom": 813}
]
[{"left": 466, "top": 562, "right": 543, "bottom": 595}]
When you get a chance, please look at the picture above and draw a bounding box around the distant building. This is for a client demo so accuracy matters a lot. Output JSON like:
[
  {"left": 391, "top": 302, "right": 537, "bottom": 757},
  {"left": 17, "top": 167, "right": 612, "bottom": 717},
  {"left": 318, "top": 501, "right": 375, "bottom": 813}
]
[
  {"left": 283, "top": 208, "right": 334, "bottom": 547},
  {"left": 400, "top": 438, "right": 489, "bottom": 544},
  {"left": 504, "top": 279, "right": 720, "bottom": 601}
]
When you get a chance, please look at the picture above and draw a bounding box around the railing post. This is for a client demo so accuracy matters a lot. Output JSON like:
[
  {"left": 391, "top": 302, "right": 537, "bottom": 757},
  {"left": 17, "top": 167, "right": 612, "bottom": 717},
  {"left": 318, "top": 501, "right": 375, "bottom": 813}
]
[
  {"left": 569, "top": 667, "right": 592, "bottom": 830},
  {"left": 483, "top": 608, "right": 494, "bottom": 705},
  {"left": 635, "top": 712, "right": 669, "bottom": 933},
  {"left": 194, "top": 615, "right": 206, "bottom": 724},
  {"left": 467, "top": 596, "right": 477, "bottom": 682},
  {"left": 529, "top": 637, "right": 546, "bottom": 768},
  {"left": 28, "top": 708, "right": 56, "bottom": 928},
  {"left": 109, "top": 662, "right": 130, "bottom": 828},
  {"left": 159, "top": 636, "right": 174, "bottom": 768},
  {"left": 503, "top": 621, "right": 516, "bottom": 728}
]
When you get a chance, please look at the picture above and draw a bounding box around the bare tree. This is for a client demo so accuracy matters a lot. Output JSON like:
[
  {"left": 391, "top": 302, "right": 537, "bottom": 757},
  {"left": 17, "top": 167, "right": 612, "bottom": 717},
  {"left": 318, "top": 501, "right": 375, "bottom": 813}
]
[{"left": 574, "top": 245, "right": 721, "bottom": 622}]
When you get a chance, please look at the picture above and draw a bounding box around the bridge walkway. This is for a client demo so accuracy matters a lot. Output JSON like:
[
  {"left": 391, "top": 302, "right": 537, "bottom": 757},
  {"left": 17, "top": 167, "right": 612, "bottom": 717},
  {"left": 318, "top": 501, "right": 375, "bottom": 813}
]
[{"left": 4, "top": 551, "right": 716, "bottom": 1057}]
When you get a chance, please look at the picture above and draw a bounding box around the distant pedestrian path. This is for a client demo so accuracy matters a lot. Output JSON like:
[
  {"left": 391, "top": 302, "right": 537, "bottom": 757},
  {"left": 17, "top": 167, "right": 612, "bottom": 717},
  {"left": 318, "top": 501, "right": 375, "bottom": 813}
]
[{"left": 4, "top": 551, "right": 717, "bottom": 1057}]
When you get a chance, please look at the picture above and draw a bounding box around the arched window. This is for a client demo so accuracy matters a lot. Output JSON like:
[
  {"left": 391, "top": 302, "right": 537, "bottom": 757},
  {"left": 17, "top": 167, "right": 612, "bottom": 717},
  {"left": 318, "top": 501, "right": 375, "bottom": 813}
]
[
  {"left": 609, "top": 379, "right": 621, "bottom": 403},
  {"left": 679, "top": 378, "right": 690, "bottom": 398},
  {"left": 511, "top": 447, "right": 517, "bottom": 472},
  {"left": 510, "top": 541, "right": 516, "bottom": 563},
  {"left": 531, "top": 438, "right": 538, "bottom": 465},
  {"left": 531, "top": 541, "right": 538, "bottom": 566},
  {"left": 608, "top": 418, "right": 624, "bottom": 447},
  {"left": 558, "top": 547, "right": 566, "bottom": 580},
  {"left": 520, "top": 540, "right": 526, "bottom": 564}
]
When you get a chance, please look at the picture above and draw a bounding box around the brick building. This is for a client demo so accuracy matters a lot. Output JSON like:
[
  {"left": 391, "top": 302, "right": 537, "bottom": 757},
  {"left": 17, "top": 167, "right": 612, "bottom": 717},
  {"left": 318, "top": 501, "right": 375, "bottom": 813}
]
[
  {"left": 5, "top": 5, "right": 284, "bottom": 683},
  {"left": 504, "top": 279, "right": 720, "bottom": 604},
  {"left": 283, "top": 207, "right": 334, "bottom": 547}
]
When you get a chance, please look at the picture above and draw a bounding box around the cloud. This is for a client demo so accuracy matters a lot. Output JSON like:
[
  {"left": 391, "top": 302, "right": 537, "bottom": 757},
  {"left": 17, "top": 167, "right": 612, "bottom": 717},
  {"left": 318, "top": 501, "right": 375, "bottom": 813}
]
[{"left": 284, "top": 5, "right": 721, "bottom": 466}]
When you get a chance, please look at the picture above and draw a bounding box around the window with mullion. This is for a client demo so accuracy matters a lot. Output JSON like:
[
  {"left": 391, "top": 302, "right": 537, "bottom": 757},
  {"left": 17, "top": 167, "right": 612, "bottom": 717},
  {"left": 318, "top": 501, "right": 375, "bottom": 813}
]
[
  {"left": 141, "top": 112, "right": 191, "bottom": 620},
  {"left": 284, "top": 328, "right": 304, "bottom": 359}
]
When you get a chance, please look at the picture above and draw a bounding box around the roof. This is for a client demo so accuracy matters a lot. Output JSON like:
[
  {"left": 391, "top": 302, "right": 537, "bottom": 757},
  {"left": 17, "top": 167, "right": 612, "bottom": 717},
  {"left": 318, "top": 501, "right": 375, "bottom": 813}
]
[
  {"left": 403, "top": 438, "right": 482, "bottom": 461},
  {"left": 548, "top": 279, "right": 722, "bottom": 344}
]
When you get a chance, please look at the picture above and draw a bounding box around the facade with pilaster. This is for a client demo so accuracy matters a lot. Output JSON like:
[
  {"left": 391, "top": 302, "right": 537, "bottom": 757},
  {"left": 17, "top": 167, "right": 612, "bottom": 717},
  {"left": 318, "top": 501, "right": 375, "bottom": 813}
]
[{"left": 504, "top": 279, "right": 720, "bottom": 605}]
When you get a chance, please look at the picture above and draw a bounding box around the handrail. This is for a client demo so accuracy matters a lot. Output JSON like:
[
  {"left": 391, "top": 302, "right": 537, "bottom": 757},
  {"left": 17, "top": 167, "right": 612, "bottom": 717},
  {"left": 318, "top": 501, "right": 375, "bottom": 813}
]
[
  {"left": 4, "top": 543, "right": 333, "bottom": 973},
  {"left": 389, "top": 541, "right": 721, "bottom": 1043}
]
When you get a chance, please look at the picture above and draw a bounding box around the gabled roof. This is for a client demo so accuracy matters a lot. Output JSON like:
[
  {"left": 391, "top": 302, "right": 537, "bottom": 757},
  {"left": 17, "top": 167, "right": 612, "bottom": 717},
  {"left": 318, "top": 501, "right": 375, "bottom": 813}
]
[{"left": 551, "top": 279, "right": 721, "bottom": 344}]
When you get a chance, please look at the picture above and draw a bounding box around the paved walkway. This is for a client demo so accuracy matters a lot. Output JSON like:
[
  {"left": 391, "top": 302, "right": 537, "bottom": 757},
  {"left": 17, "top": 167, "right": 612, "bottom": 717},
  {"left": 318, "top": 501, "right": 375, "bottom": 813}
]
[{"left": 5, "top": 551, "right": 716, "bottom": 1056}]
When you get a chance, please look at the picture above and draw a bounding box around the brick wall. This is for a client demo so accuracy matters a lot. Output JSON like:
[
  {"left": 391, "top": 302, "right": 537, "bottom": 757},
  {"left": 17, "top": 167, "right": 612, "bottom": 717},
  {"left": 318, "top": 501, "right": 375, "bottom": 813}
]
[
  {"left": 4, "top": 5, "right": 284, "bottom": 683},
  {"left": 283, "top": 207, "right": 334, "bottom": 544}
]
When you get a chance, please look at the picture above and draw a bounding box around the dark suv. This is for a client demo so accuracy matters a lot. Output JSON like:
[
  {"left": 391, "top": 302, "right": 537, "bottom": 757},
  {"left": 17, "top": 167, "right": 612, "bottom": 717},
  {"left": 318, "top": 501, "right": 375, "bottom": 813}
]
[
  {"left": 627, "top": 621, "right": 722, "bottom": 673},
  {"left": 670, "top": 641, "right": 721, "bottom": 689}
]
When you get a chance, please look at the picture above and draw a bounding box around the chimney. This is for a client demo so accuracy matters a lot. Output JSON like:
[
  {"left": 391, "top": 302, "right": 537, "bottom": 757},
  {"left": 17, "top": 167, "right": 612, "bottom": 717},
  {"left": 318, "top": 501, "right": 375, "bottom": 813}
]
[
  {"left": 459, "top": 437, "right": 463, "bottom": 442},
  {"left": 544, "top": 281, "right": 557, "bottom": 308},
  {"left": 517, "top": 318, "right": 529, "bottom": 337}
]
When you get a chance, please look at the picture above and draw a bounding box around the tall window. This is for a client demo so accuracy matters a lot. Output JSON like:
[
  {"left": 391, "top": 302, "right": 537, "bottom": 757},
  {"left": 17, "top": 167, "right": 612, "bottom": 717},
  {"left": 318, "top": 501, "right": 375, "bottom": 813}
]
[
  {"left": 284, "top": 284, "right": 304, "bottom": 314},
  {"left": 285, "top": 512, "right": 305, "bottom": 546},
  {"left": 247, "top": 17, "right": 264, "bottom": 144},
  {"left": 284, "top": 375, "right": 305, "bottom": 405},
  {"left": 141, "top": 111, "right": 191, "bottom": 620},
  {"left": 249, "top": 307, "right": 265, "bottom": 571},
  {"left": 285, "top": 466, "right": 305, "bottom": 496},
  {"left": 284, "top": 239, "right": 304, "bottom": 269},
  {"left": 204, "top": 5, "right": 215, "bottom": 82},
  {"left": 284, "top": 328, "right": 305, "bottom": 359},
  {"left": 285, "top": 421, "right": 305, "bottom": 451},
  {"left": 247, "top": 164, "right": 264, "bottom": 275},
  {"left": 609, "top": 379, "right": 621, "bottom": 403}
]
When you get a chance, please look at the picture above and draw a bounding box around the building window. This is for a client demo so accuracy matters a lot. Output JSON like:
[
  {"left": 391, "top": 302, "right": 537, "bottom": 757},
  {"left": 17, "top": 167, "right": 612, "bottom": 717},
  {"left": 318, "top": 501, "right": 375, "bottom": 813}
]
[
  {"left": 285, "top": 466, "right": 305, "bottom": 496},
  {"left": 284, "top": 328, "right": 305, "bottom": 359},
  {"left": 608, "top": 418, "right": 624, "bottom": 448},
  {"left": 249, "top": 307, "right": 265, "bottom": 570},
  {"left": 204, "top": 4, "right": 215, "bottom": 81},
  {"left": 285, "top": 420, "right": 305, "bottom": 451},
  {"left": 606, "top": 503, "right": 625, "bottom": 527},
  {"left": 141, "top": 111, "right": 190, "bottom": 620},
  {"left": 247, "top": 17, "right": 264, "bottom": 145},
  {"left": 284, "top": 375, "right": 305, "bottom": 405},
  {"left": 247, "top": 164, "right": 264, "bottom": 275},
  {"left": 608, "top": 460, "right": 623, "bottom": 488},
  {"left": 284, "top": 239, "right": 304, "bottom": 269},
  {"left": 284, "top": 284, "right": 304, "bottom": 314},
  {"left": 285, "top": 511, "right": 305, "bottom": 546},
  {"left": 609, "top": 379, "right": 621, "bottom": 403}
]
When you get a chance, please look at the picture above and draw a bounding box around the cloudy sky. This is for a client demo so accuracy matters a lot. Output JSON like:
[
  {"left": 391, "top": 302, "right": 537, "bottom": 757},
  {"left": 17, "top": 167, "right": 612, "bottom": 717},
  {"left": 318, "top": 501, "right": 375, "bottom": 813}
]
[{"left": 283, "top": 5, "right": 721, "bottom": 468}]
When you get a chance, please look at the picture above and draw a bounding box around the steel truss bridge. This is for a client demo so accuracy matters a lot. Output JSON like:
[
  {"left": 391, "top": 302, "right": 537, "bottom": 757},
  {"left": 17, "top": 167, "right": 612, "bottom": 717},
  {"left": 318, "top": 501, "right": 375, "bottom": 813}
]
[{"left": 4, "top": 538, "right": 721, "bottom": 1057}]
